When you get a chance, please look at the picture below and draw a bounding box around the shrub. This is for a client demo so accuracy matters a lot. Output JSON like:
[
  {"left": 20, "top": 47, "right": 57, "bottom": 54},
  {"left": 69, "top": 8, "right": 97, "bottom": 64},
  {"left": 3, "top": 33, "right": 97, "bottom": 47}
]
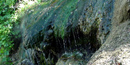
[{"left": 0, "top": 0, "right": 16, "bottom": 64}]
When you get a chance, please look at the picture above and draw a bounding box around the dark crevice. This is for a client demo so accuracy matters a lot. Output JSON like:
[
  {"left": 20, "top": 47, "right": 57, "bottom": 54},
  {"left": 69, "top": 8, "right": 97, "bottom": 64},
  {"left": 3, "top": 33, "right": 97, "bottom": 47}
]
[
  {"left": 27, "top": 25, "right": 101, "bottom": 64},
  {"left": 9, "top": 23, "right": 22, "bottom": 56}
]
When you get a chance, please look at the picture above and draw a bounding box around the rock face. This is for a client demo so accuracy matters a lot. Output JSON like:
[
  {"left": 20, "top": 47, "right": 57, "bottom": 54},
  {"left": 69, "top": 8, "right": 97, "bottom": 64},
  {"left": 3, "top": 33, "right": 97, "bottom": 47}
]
[
  {"left": 12, "top": 0, "right": 102, "bottom": 64},
  {"left": 56, "top": 0, "right": 115, "bottom": 64},
  {"left": 87, "top": 20, "right": 130, "bottom": 65},
  {"left": 11, "top": 0, "right": 130, "bottom": 65},
  {"left": 56, "top": 0, "right": 130, "bottom": 65},
  {"left": 87, "top": 0, "right": 130, "bottom": 65}
]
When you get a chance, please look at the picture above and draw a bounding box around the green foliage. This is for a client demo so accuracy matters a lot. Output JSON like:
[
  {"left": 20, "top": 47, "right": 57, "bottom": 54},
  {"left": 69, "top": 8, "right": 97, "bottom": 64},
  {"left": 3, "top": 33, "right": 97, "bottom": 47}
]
[
  {"left": 0, "top": 0, "right": 16, "bottom": 64},
  {"left": 0, "top": 0, "right": 50, "bottom": 64}
]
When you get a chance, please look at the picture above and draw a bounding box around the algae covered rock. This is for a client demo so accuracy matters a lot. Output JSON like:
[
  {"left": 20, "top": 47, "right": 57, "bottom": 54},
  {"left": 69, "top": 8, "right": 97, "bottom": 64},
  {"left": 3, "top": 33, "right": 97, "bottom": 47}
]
[
  {"left": 11, "top": 0, "right": 129, "bottom": 64},
  {"left": 19, "top": 0, "right": 95, "bottom": 64}
]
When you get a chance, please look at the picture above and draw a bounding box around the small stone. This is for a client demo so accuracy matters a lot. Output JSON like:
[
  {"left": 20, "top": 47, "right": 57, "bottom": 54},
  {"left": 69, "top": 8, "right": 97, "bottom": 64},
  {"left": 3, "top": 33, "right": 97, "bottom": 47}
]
[{"left": 21, "top": 59, "right": 34, "bottom": 65}]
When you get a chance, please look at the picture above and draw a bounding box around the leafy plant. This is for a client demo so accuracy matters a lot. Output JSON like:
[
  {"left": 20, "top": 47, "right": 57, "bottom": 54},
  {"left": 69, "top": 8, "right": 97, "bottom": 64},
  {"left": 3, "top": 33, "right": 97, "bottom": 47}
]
[
  {"left": 0, "top": 0, "right": 49, "bottom": 64},
  {"left": 0, "top": 0, "right": 16, "bottom": 64}
]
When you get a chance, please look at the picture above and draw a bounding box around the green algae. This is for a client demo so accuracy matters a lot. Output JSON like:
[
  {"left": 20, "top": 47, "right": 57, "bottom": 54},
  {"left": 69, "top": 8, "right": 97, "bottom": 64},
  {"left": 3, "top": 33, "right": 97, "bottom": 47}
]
[
  {"left": 54, "top": 0, "right": 79, "bottom": 38},
  {"left": 21, "top": 0, "right": 86, "bottom": 41}
]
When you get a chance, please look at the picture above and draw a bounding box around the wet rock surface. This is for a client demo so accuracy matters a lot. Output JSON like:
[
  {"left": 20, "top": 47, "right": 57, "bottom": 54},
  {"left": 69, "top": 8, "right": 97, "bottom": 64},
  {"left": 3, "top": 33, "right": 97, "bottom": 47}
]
[
  {"left": 16, "top": 0, "right": 102, "bottom": 64},
  {"left": 11, "top": 0, "right": 130, "bottom": 65},
  {"left": 21, "top": 59, "right": 34, "bottom": 65}
]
